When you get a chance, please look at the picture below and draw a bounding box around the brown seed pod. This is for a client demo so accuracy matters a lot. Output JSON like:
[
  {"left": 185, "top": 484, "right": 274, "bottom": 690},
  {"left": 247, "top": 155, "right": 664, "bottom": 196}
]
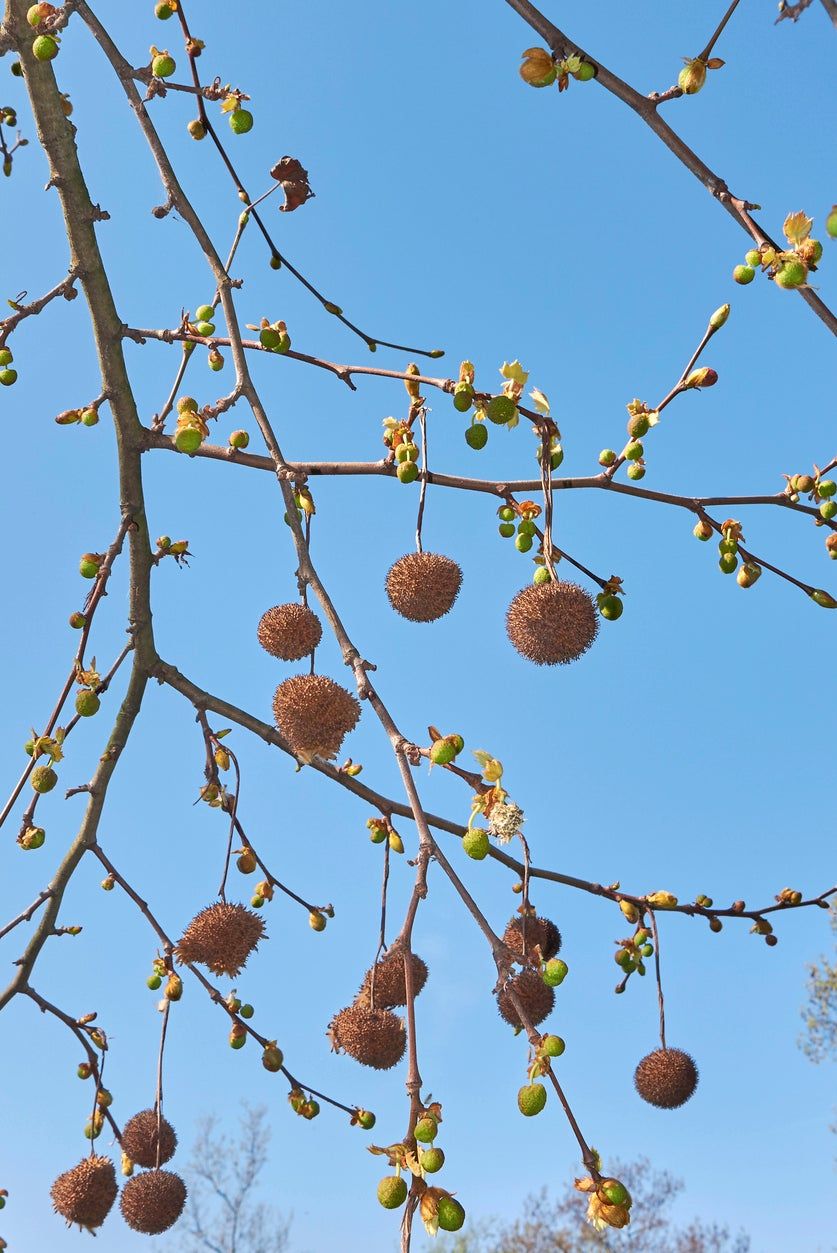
[
  {"left": 119, "top": 1169, "right": 187, "bottom": 1235},
  {"left": 175, "top": 902, "right": 266, "bottom": 977},
  {"left": 120, "top": 1109, "right": 177, "bottom": 1168},
  {"left": 328, "top": 1003, "right": 406, "bottom": 1070},
  {"left": 357, "top": 948, "right": 429, "bottom": 1009},
  {"left": 503, "top": 914, "right": 562, "bottom": 962},
  {"left": 51, "top": 1155, "right": 117, "bottom": 1231},
  {"left": 272, "top": 673, "right": 361, "bottom": 762},
  {"left": 257, "top": 603, "right": 323, "bottom": 661},
  {"left": 634, "top": 1047, "right": 699, "bottom": 1109},
  {"left": 497, "top": 969, "right": 555, "bottom": 1029},
  {"left": 506, "top": 580, "right": 599, "bottom": 666},
  {"left": 385, "top": 552, "right": 462, "bottom": 623}
]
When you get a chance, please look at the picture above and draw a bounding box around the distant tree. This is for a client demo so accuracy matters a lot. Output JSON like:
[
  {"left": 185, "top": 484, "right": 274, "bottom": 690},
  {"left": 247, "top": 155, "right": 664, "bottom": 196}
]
[
  {"left": 433, "top": 1158, "right": 749, "bottom": 1253},
  {"left": 173, "top": 1106, "right": 290, "bottom": 1253},
  {"left": 800, "top": 905, "right": 837, "bottom": 1064}
]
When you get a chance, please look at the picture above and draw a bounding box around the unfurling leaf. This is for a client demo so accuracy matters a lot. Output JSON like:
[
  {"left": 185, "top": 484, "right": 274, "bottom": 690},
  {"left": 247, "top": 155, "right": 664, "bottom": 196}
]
[{"left": 783, "top": 211, "right": 813, "bottom": 247}]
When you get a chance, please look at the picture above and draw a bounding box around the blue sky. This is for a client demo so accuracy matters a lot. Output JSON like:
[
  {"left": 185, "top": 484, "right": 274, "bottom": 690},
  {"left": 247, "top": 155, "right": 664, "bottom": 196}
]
[{"left": 1, "top": 2, "right": 835, "bottom": 1250}]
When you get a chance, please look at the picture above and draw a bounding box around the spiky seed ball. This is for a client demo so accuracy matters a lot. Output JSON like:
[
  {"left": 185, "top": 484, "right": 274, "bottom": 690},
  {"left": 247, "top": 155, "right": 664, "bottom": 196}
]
[
  {"left": 497, "top": 970, "right": 555, "bottom": 1029},
  {"left": 120, "top": 1110, "right": 177, "bottom": 1168},
  {"left": 503, "top": 915, "right": 562, "bottom": 962},
  {"left": 175, "top": 902, "right": 265, "bottom": 977},
  {"left": 328, "top": 1004, "right": 406, "bottom": 1070},
  {"left": 257, "top": 603, "right": 322, "bottom": 661},
  {"left": 272, "top": 674, "right": 361, "bottom": 762},
  {"left": 507, "top": 581, "right": 598, "bottom": 666},
  {"left": 51, "top": 1155, "right": 117, "bottom": 1230},
  {"left": 358, "top": 949, "right": 428, "bottom": 1009},
  {"left": 634, "top": 1047, "right": 699, "bottom": 1109},
  {"left": 385, "top": 552, "right": 462, "bottom": 623},
  {"left": 119, "top": 1170, "right": 186, "bottom": 1234}
]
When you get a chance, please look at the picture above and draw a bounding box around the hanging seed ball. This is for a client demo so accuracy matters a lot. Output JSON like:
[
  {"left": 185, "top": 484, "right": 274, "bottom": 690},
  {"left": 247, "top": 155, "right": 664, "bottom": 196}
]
[
  {"left": 506, "top": 580, "right": 599, "bottom": 666},
  {"left": 503, "top": 915, "right": 562, "bottom": 962},
  {"left": 497, "top": 969, "right": 555, "bottom": 1029},
  {"left": 119, "top": 1170, "right": 187, "bottom": 1235},
  {"left": 385, "top": 552, "right": 462, "bottom": 623},
  {"left": 175, "top": 902, "right": 266, "bottom": 977},
  {"left": 327, "top": 1004, "right": 406, "bottom": 1070},
  {"left": 120, "top": 1110, "right": 177, "bottom": 1168},
  {"left": 358, "top": 949, "right": 428, "bottom": 1009},
  {"left": 634, "top": 1047, "right": 699, "bottom": 1109},
  {"left": 272, "top": 674, "right": 361, "bottom": 762},
  {"left": 257, "top": 603, "right": 322, "bottom": 661},
  {"left": 51, "top": 1155, "right": 117, "bottom": 1230}
]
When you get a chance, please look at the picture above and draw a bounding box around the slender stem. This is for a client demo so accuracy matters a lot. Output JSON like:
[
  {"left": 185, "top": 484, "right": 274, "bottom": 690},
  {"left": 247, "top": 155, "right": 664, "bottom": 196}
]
[{"left": 647, "top": 909, "right": 667, "bottom": 1050}]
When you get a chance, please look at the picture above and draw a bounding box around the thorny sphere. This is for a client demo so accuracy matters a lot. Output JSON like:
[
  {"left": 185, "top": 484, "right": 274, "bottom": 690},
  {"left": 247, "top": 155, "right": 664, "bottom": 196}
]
[
  {"left": 120, "top": 1109, "right": 178, "bottom": 1169},
  {"left": 50, "top": 1155, "right": 118, "bottom": 1231},
  {"left": 272, "top": 673, "right": 361, "bottom": 762},
  {"left": 634, "top": 1047, "right": 699, "bottom": 1109},
  {"left": 506, "top": 580, "right": 599, "bottom": 666},
  {"left": 385, "top": 552, "right": 463, "bottom": 623},
  {"left": 257, "top": 602, "right": 323, "bottom": 661},
  {"left": 503, "top": 914, "right": 562, "bottom": 962},
  {"left": 328, "top": 1003, "right": 406, "bottom": 1070},
  {"left": 497, "top": 969, "right": 555, "bottom": 1029},
  {"left": 119, "top": 1170, "right": 187, "bottom": 1235},
  {"left": 358, "top": 949, "right": 429, "bottom": 1009},
  {"left": 175, "top": 902, "right": 266, "bottom": 977}
]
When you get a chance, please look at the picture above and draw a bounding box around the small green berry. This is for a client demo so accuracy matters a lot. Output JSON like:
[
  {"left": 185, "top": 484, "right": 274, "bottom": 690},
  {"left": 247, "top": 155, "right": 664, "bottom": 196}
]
[
  {"left": 453, "top": 382, "right": 474, "bottom": 412},
  {"left": 413, "top": 1116, "right": 437, "bottom": 1144},
  {"left": 75, "top": 689, "right": 100, "bottom": 718},
  {"left": 79, "top": 555, "right": 101, "bottom": 579},
  {"left": 397, "top": 461, "right": 418, "bottom": 484},
  {"left": 187, "top": 118, "right": 206, "bottom": 140},
  {"left": 574, "top": 60, "right": 596, "bottom": 81},
  {"left": 0, "top": 348, "right": 13, "bottom": 366},
  {"left": 719, "top": 552, "right": 737, "bottom": 574},
  {"left": 624, "top": 440, "right": 643, "bottom": 461},
  {"left": 259, "top": 326, "right": 282, "bottom": 349},
  {"left": 626, "top": 463, "right": 645, "bottom": 481},
  {"left": 599, "top": 449, "right": 617, "bottom": 467},
  {"left": 818, "top": 479, "right": 836, "bottom": 498},
  {"left": 827, "top": 207, "right": 837, "bottom": 240},
  {"left": 518, "top": 1083, "right": 547, "bottom": 1116},
  {"left": 437, "top": 1197, "right": 466, "bottom": 1233},
  {"left": 174, "top": 426, "right": 202, "bottom": 454},
  {"left": 147, "top": 974, "right": 162, "bottom": 990},
  {"left": 541, "top": 1033, "right": 565, "bottom": 1057},
  {"left": 774, "top": 259, "right": 807, "bottom": 289},
  {"left": 543, "top": 958, "right": 568, "bottom": 987},
  {"left": 151, "top": 53, "right": 175, "bottom": 78},
  {"left": 229, "top": 108, "right": 254, "bottom": 135},
  {"left": 195, "top": 303, "right": 214, "bottom": 322},
  {"left": 465, "top": 423, "right": 488, "bottom": 450},
  {"left": 733, "top": 264, "right": 755, "bottom": 285},
  {"left": 744, "top": 250, "right": 761, "bottom": 268},
  {"left": 262, "top": 1043, "right": 284, "bottom": 1071},
  {"left": 229, "top": 429, "right": 250, "bottom": 449},
  {"left": 31, "top": 765, "right": 58, "bottom": 794},
  {"left": 515, "top": 533, "right": 533, "bottom": 553},
  {"left": 820, "top": 501, "right": 837, "bottom": 521},
  {"left": 598, "top": 593, "right": 623, "bottom": 621},
  {"left": 498, "top": 505, "right": 516, "bottom": 522},
  {"left": 462, "top": 828, "right": 490, "bottom": 860},
  {"left": 32, "top": 34, "right": 59, "bottom": 61},
  {"left": 420, "top": 1147, "right": 445, "bottom": 1173},
  {"left": 486, "top": 394, "right": 516, "bottom": 425},
  {"left": 599, "top": 1178, "right": 631, "bottom": 1207},
  {"left": 377, "top": 1176, "right": 408, "bottom": 1210},
  {"left": 533, "top": 567, "right": 551, "bottom": 586},
  {"left": 498, "top": 522, "right": 515, "bottom": 538},
  {"left": 627, "top": 414, "right": 649, "bottom": 439},
  {"left": 0, "top": 368, "right": 18, "bottom": 386},
  {"left": 80, "top": 408, "right": 99, "bottom": 426},
  {"left": 155, "top": 1, "right": 175, "bottom": 16}
]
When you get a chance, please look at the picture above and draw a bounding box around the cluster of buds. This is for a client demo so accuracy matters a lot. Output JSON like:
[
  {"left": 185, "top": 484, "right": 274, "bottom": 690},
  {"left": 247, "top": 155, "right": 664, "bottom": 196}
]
[
  {"left": 382, "top": 417, "right": 420, "bottom": 484},
  {"left": 79, "top": 551, "right": 104, "bottom": 580},
  {"left": 25, "top": 727, "right": 64, "bottom": 795},
  {"left": 428, "top": 726, "right": 465, "bottom": 766},
  {"left": 17, "top": 825, "right": 45, "bottom": 850},
  {"left": 27, "top": 5, "right": 61, "bottom": 62},
  {"left": 497, "top": 499, "right": 542, "bottom": 556},
  {"left": 366, "top": 815, "right": 404, "bottom": 854},
  {"left": 596, "top": 575, "right": 625, "bottom": 622},
  {"left": 288, "top": 1087, "right": 320, "bottom": 1120},
  {"left": 697, "top": 518, "right": 762, "bottom": 588},
  {"left": 614, "top": 919, "right": 653, "bottom": 980},
  {"left": 734, "top": 213, "right": 823, "bottom": 289},
  {"left": 575, "top": 1172, "right": 633, "bottom": 1231},
  {"left": 252, "top": 316, "right": 291, "bottom": 354},
  {"left": 250, "top": 878, "right": 274, "bottom": 909},
  {"left": 150, "top": 45, "right": 176, "bottom": 79},
  {"left": 174, "top": 396, "right": 209, "bottom": 454},
  {"left": 785, "top": 470, "right": 836, "bottom": 531},
  {"left": 155, "top": 535, "right": 192, "bottom": 566},
  {"left": 350, "top": 1107, "right": 376, "bottom": 1130},
  {"left": 519, "top": 46, "right": 596, "bottom": 91},
  {"left": 776, "top": 887, "right": 803, "bottom": 906},
  {"left": 0, "top": 346, "right": 17, "bottom": 386},
  {"left": 677, "top": 53, "right": 724, "bottom": 96},
  {"left": 55, "top": 404, "right": 100, "bottom": 427},
  {"left": 220, "top": 90, "right": 254, "bottom": 135},
  {"left": 226, "top": 992, "right": 255, "bottom": 1019}
]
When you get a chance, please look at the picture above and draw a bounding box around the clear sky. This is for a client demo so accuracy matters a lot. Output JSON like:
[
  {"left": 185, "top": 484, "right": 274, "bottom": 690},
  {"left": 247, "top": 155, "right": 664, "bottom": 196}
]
[{"left": 1, "top": 2, "right": 834, "bottom": 1251}]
